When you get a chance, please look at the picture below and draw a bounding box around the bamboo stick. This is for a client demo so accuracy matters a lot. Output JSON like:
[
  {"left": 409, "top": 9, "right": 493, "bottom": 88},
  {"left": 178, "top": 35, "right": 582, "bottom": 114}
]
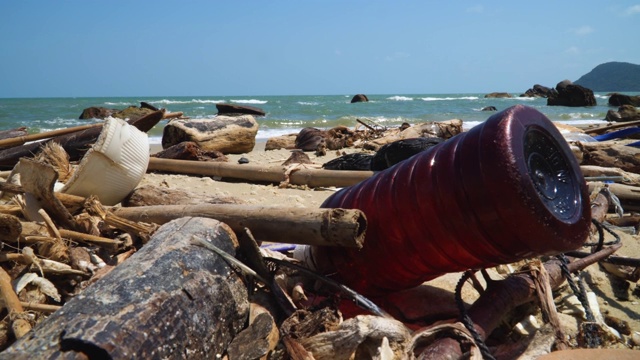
[
  {"left": 112, "top": 204, "right": 367, "bottom": 248},
  {"left": 147, "top": 157, "right": 373, "bottom": 188},
  {"left": 0, "top": 267, "right": 32, "bottom": 338},
  {"left": 0, "top": 123, "right": 103, "bottom": 148}
]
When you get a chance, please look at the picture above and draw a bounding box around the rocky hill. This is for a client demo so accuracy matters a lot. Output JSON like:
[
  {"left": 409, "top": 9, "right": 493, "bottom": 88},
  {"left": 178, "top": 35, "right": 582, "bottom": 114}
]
[{"left": 574, "top": 62, "right": 640, "bottom": 91}]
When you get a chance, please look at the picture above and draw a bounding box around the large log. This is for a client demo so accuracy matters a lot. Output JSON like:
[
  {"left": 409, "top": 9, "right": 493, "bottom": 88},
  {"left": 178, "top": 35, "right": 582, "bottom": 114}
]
[
  {"left": 578, "top": 141, "right": 640, "bottom": 174},
  {"left": 0, "top": 110, "right": 163, "bottom": 170},
  {"left": 147, "top": 157, "right": 373, "bottom": 188},
  {"left": 0, "top": 217, "right": 250, "bottom": 359},
  {"left": 112, "top": 204, "right": 367, "bottom": 248}
]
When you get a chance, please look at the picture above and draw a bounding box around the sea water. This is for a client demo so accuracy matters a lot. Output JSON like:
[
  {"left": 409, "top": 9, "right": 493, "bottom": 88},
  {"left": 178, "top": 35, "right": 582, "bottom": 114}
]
[{"left": 0, "top": 93, "right": 624, "bottom": 145}]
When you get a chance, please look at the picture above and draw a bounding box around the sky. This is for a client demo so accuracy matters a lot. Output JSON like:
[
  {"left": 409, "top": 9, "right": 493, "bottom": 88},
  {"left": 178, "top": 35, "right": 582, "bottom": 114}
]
[{"left": 1, "top": 1, "right": 639, "bottom": 98}]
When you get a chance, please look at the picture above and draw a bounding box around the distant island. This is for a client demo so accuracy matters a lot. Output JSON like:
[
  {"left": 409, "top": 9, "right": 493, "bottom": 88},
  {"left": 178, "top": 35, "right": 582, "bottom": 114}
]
[{"left": 574, "top": 61, "right": 640, "bottom": 92}]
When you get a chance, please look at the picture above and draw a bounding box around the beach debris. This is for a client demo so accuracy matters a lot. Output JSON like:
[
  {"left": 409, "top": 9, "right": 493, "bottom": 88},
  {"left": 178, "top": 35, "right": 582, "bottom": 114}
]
[
  {"left": 3, "top": 104, "right": 640, "bottom": 358},
  {"left": 113, "top": 204, "right": 366, "bottom": 248},
  {"left": 322, "top": 153, "right": 373, "bottom": 171},
  {"left": 0, "top": 110, "right": 163, "bottom": 170},
  {"left": 216, "top": 102, "right": 266, "bottom": 116},
  {"left": 282, "top": 150, "right": 313, "bottom": 166},
  {"left": 315, "top": 105, "right": 591, "bottom": 296},
  {"left": 147, "top": 157, "right": 373, "bottom": 188},
  {"left": 59, "top": 117, "right": 150, "bottom": 206},
  {"left": 162, "top": 115, "right": 259, "bottom": 154},
  {"left": 151, "top": 141, "right": 228, "bottom": 161},
  {"left": 370, "top": 137, "right": 443, "bottom": 171},
  {"left": 265, "top": 133, "right": 297, "bottom": 151},
  {"left": 1, "top": 217, "right": 250, "bottom": 358}
]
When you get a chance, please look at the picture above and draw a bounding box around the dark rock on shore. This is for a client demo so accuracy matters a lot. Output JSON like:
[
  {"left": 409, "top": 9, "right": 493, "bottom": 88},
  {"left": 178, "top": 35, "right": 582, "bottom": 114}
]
[
  {"left": 370, "top": 137, "right": 444, "bottom": 171},
  {"left": 350, "top": 94, "right": 369, "bottom": 103},
  {"left": 608, "top": 93, "right": 640, "bottom": 107},
  {"left": 520, "top": 84, "right": 556, "bottom": 98},
  {"left": 481, "top": 106, "right": 497, "bottom": 111},
  {"left": 484, "top": 92, "right": 512, "bottom": 98},
  {"left": 216, "top": 103, "right": 266, "bottom": 117},
  {"left": 547, "top": 80, "right": 597, "bottom": 107},
  {"left": 322, "top": 153, "right": 373, "bottom": 171},
  {"left": 606, "top": 105, "right": 640, "bottom": 122}
]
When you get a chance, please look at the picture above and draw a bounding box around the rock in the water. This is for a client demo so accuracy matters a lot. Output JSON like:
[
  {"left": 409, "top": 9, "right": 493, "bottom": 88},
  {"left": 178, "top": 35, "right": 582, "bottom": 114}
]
[
  {"left": 350, "top": 94, "right": 369, "bottom": 103},
  {"left": 216, "top": 103, "right": 266, "bottom": 116},
  {"left": 520, "top": 84, "right": 555, "bottom": 98},
  {"left": 112, "top": 106, "right": 155, "bottom": 121},
  {"left": 295, "top": 127, "right": 326, "bottom": 151},
  {"left": 605, "top": 105, "right": 640, "bottom": 122},
  {"left": 481, "top": 106, "right": 497, "bottom": 111},
  {"left": 608, "top": 93, "right": 640, "bottom": 107},
  {"left": 547, "top": 82, "right": 597, "bottom": 107},
  {"left": 370, "top": 137, "right": 444, "bottom": 171},
  {"left": 79, "top": 106, "right": 116, "bottom": 119},
  {"left": 484, "top": 92, "right": 512, "bottom": 98},
  {"left": 322, "top": 153, "right": 373, "bottom": 171},
  {"left": 162, "top": 115, "right": 258, "bottom": 154}
]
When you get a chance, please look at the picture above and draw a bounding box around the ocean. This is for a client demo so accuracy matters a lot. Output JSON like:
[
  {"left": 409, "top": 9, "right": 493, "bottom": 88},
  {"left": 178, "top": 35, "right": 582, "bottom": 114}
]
[{"left": 0, "top": 93, "right": 622, "bottom": 145}]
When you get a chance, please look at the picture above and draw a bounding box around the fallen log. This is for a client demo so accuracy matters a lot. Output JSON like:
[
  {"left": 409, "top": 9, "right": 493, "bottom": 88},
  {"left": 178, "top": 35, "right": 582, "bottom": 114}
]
[
  {"left": 578, "top": 141, "right": 640, "bottom": 174},
  {"left": 112, "top": 204, "right": 367, "bottom": 248},
  {"left": 147, "top": 157, "right": 373, "bottom": 188},
  {"left": 0, "top": 217, "right": 250, "bottom": 359},
  {"left": 588, "top": 182, "right": 640, "bottom": 211},
  {"left": 0, "top": 110, "right": 163, "bottom": 170}
]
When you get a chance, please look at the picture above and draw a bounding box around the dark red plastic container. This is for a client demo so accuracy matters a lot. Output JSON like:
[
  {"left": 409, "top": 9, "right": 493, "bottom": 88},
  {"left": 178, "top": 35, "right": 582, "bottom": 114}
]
[{"left": 319, "top": 105, "right": 591, "bottom": 296}]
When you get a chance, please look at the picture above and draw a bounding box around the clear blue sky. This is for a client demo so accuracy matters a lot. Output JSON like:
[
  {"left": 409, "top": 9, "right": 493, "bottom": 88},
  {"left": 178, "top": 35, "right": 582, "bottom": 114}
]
[{"left": 1, "top": 1, "right": 639, "bottom": 97}]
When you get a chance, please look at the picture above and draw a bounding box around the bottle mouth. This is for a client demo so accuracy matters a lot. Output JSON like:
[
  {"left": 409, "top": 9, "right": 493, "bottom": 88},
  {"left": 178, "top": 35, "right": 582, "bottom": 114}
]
[{"left": 524, "top": 128, "right": 581, "bottom": 221}]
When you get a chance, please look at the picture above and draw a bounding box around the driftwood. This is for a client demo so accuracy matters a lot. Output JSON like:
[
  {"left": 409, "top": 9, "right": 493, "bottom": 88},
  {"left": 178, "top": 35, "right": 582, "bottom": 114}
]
[
  {"left": 0, "top": 110, "right": 163, "bottom": 170},
  {"left": 112, "top": 204, "right": 366, "bottom": 248},
  {"left": 0, "top": 217, "right": 250, "bottom": 359},
  {"left": 418, "top": 245, "right": 622, "bottom": 359},
  {"left": 0, "top": 127, "right": 28, "bottom": 143},
  {"left": 578, "top": 141, "right": 640, "bottom": 173},
  {"left": 151, "top": 141, "right": 228, "bottom": 161},
  {"left": 584, "top": 118, "right": 640, "bottom": 135},
  {"left": 0, "top": 123, "right": 103, "bottom": 148},
  {"left": 147, "top": 157, "right": 373, "bottom": 188},
  {"left": 581, "top": 165, "right": 640, "bottom": 186},
  {"left": 588, "top": 182, "right": 640, "bottom": 211}
]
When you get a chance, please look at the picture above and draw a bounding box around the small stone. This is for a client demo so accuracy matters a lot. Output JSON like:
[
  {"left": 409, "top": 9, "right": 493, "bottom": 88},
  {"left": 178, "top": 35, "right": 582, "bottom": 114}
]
[{"left": 238, "top": 157, "right": 249, "bottom": 164}]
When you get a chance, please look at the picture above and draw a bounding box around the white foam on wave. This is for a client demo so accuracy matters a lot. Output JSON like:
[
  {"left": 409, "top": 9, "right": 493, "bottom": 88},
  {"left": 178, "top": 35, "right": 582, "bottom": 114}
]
[
  {"left": 149, "top": 99, "right": 225, "bottom": 105},
  {"left": 387, "top": 96, "right": 413, "bottom": 101},
  {"left": 510, "top": 96, "right": 536, "bottom": 101},
  {"left": 104, "top": 102, "right": 132, "bottom": 106},
  {"left": 595, "top": 94, "right": 609, "bottom": 99},
  {"left": 421, "top": 96, "right": 479, "bottom": 101},
  {"left": 230, "top": 99, "right": 268, "bottom": 104},
  {"left": 298, "top": 101, "right": 319, "bottom": 106},
  {"left": 256, "top": 128, "right": 300, "bottom": 139}
]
